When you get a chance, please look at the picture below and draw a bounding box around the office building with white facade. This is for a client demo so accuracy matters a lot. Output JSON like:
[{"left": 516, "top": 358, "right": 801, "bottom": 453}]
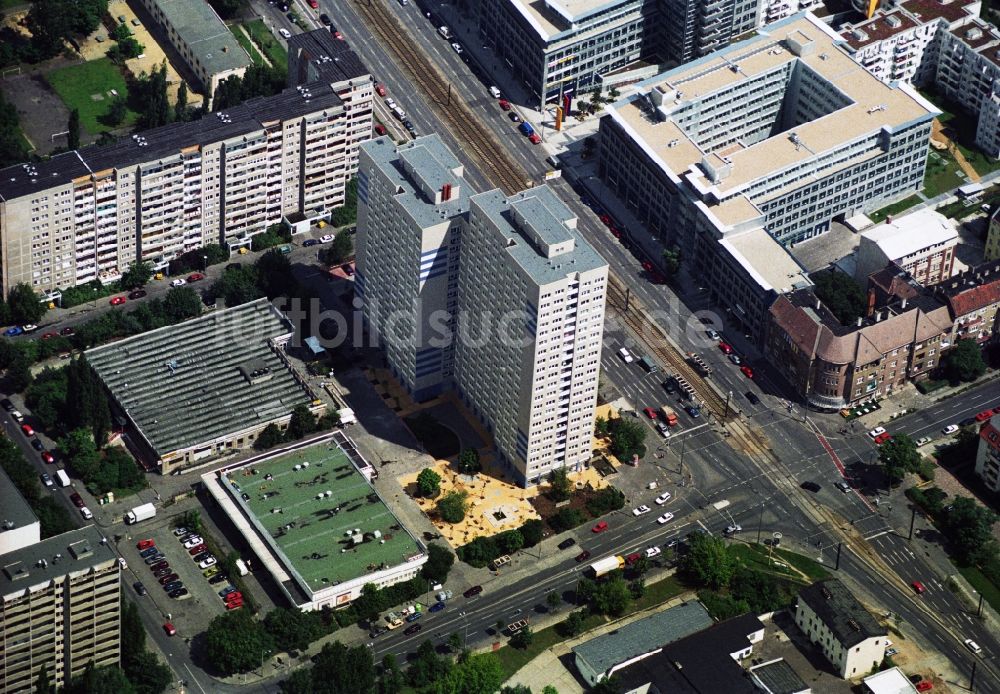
[
  {"left": 838, "top": 0, "right": 1000, "bottom": 157},
  {"left": 356, "top": 135, "right": 608, "bottom": 486},
  {"left": 355, "top": 135, "right": 471, "bottom": 401},
  {"left": 1, "top": 525, "right": 121, "bottom": 694},
  {"left": 0, "top": 36, "right": 371, "bottom": 296},
  {"left": 598, "top": 12, "right": 937, "bottom": 344},
  {"left": 457, "top": 186, "right": 607, "bottom": 486}
]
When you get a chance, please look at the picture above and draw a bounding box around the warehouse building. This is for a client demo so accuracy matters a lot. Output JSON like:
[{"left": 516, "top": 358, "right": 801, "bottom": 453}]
[{"left": 86, "top": 298, "right": 324, "bottom": 474}]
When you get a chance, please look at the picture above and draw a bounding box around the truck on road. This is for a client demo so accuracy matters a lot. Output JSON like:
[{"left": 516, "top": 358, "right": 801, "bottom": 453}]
[
  {"left": 660, "top": 405, "right": 678, "bottom": 426},
  {"left": 54, "top": 469, "right": 71, "bottom": 487},
  {"left": 640, "top": 355, "right": 659, "bottom": 373},
  {"left": 588, "top": 555, "right": 625, "bottom": 578},
  {"left": 124, "top": 502, "right": 156, "bottom": 524}
]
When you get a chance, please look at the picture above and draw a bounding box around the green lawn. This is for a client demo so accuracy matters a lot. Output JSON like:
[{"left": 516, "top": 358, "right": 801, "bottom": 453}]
[
  {"left": 923, "top": 149, "right": 968, "bottom": 198},
  {"left": 958, "top": 565, "right": 1000, "bottom": 615},
  {"left": 230, "top": 25, "right": 266, "bottom": 67},
  {"left": 243, "top": 20, "right": 288, "bottom": 74},
  {"left": 45, "top": 58, "right": 137, "bottom": 134},
  {"left": 869, "top": 195, "right": 922, "bottom": 224},
  {"left": 0, "top": 0, "right": 23, "bottom": 10}
]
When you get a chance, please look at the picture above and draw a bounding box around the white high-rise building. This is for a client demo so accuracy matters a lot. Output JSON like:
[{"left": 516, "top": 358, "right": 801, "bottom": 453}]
[
  {"left": 356, "top": 135, "right": 470, "bottom": 402},
  {"left": 356, "top": 135, "right": 608, "bottom": 486}
]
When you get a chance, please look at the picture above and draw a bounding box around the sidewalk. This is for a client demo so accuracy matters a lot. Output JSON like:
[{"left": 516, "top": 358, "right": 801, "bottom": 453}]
[{"left": 852, "top": 371, "right": 1000, "bottom": 430}]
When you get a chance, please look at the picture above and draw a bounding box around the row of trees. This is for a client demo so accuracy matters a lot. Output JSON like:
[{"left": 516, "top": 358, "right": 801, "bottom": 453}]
[
  {"left": 595, "top": 415, "right": 646, "bottom": 460},
  {"left": 212, "top": 65, "right": 286, "bottom": 111},
  {"left": 0, "top": 0, "right": 111, "bottom": 69},
  {"left": 254, "top": 404, "right": 341, "bottom": 451},
  {"left": 456, "top": 519, "right": 545, "bottom": 568},
  {"left": 0, "top": 92, "right": 29, "bottom": 169}
]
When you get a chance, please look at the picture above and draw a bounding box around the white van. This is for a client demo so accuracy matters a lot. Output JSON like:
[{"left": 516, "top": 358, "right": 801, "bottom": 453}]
[
  {"left": 80, "top": 507, "right": 93, "bottom": 520},
  {"left": 964, "top": 638, "right": 983, "bottom": 655},
  {"left": 489, "top": 86, "right": 501, "bottom": 99}
]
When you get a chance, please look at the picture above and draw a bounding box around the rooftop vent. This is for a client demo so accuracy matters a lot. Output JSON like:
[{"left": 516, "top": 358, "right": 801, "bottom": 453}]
[
  {"left": 886, "top": 15, "right": 902, "bottom": 28},
  {"left": 967, "top": 27, "right": 983, "bottom": 40}
]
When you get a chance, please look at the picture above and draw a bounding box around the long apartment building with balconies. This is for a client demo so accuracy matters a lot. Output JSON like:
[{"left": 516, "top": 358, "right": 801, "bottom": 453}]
[
  {"left": 357, "top": 135, "right": 608, "bottom": 486},
  {"left": 0, "top": 525, "right": 121, "bottom": 694},
  {"left": 839, "top": 0, "right": 1000, "bottom": 157},
  {"left": 0, "top": 33, "right": 370, "bottom": 296},
  {"left": 598, "top": 12, "right": 937, "bottom": 345}
]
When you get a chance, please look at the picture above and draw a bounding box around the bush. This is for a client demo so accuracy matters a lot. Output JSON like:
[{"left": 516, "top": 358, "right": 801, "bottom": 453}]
[
  {"left": 437, "top": 490, "right": 468, "bottom": 523},
  {"left": 456, "top": 521, "right": 545, "bottom": 567},
  {"left": 549, "top": 507, "right": 588, "bottom": 533},
  {"left": 416, "top": 467, "right": 441, "bottom": 498},
  {"left": 586, "top": 487, "right": 625, "bottom": 516},
  {"left": 698, "top": 590, "right": 750, "bottom": 620},
  {"left": 905, "top": 486, "right": 949, "bottom": 516}
]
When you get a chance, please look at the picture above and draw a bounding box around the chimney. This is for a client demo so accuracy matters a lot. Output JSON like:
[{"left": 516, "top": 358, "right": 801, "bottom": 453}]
[{"left": 440, "top": 183, "right": 452, "bottom": 202}]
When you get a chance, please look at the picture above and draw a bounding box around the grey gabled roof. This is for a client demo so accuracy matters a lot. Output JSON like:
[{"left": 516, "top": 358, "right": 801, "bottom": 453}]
[
  {"left": 86, "top": 299, "right": 313, "bottom": 457},
  {"left": 798, "top": 579, "right": 886, "bottom": 648},
  {"left": 572, "top": 601, "right": 713, "bottom": 678}
]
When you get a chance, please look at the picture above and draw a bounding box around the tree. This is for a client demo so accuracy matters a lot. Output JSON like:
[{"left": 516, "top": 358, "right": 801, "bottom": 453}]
[
  {"left": 331, "top": 177, "right": 358, "bottom": 227},
  {"left": 208, "top": 0, "right": 242, "bottom": 19},
  {"left": 162, "top": 287, "right": 202, "bottom": 321},
  {"left": 546, "top": 591, "right": 561, "bottom": 611},
  {"left": 548, "top": 466, "right": 572, "bottom": 501},
  {"left": 879, "top": 434, "right": 922, "bottom": 487},
  {"left": 256, "top": 248, "right": 298, "bottom": 298},
  {"left": 104, "top": 95, "right": 128, "bottom": 127},
  {"left": 263, "top": 608, "right": 325, "bottom": 652},
  {"left": 309, "top": 641, "right": 377, "bottom": 693},
  {"left": 255, "top": 423, "right": 285, "bottom": 450},
  {"left": 435, "top": 652, "right": 504, "bottom": 693},
  {"left": 287, "top": 404, "right": 318, "bottom": 440},
  {"left": 67, "top": 108, "right": 80, "bottom": 150},
  {"left": 496, "top": 528, "right": 524, "bottom": 554},
  {"left": 380, "top": 654, "right": 403, "bottom": 694},
  {"left": 421, "top": 542, "right": 454, "bottom": 583},
  {"left": 0, "top": 91, "right": 30, "bottom": 168},
  {"left": 549, "top": 506, "right": 587, "bottom": 532},
  {"left": 35, "top": 664, "right": 54, "bottom": 694},
  {"left": 179, "top": 509, "right": 202, "bottom": 534},
  {"left": 120, "top": 261, "right": 153, "bottom": 290},
  {"left": 458, "top": 448, "right": 481, "bottom": 475},
  {"left": 321, "top": 230, "right": 354, "bottom": 265},
  {"left": 661, "top": 245, "right": 681, "bottom": 277},
  {"left": 681, "top": 533, "right": 737, "bottom": 589},
  {"left": 211, "top": 265, "right": 262, "bottom": 307},
  {"left": 175, "top": 81, "right": 189, "bottom": 122},
  {"left": 204, "top": 610, "right": 275, "bottom": 675},
  {"left": 7, "top": 352, "right": 33, "bottom": 392},
  {"left": 133, "top": 64, "right": 171, "bottom": 129},
  {"left": 558, "top": 610, "right": 584, "bottom": 637},
  {"left": 594, "top": 416, "right": 610, "bottom": 438},
  {"left": 437, "top": 490, "right": 468, "bottom": 523},
  {"left": 279, "top": 669, "right": 314, "bottom": 694},
  {"left": 60, "top": 428, "right": 101, "bottom": 480},
  {"left": 942, "top": 338, "right": 987, "bottom": 383},
  {"left": 416, "top": 467, "right": 442, "bottom": 497},
  {"left": 8, "top": 282, "right": 45, "bottom": 324},
  {"left": 608, "top": 416, "right": 646, "bottom": 460},
  {"left": 590, "top": 677, "right": 622, "bottom": 694},
  {"left": 121, "top": 599, "right": 171, "bottom": 694},
  {"left": 941, "top": 497, "right": 999, "bottom": 566},
  {"left": 447, "top": 631, "right": 463, "bottom": 652},
  {"left": 520, "top": 518, "right": 544, "bottom": 547},
  {"left": 407, "top": 639, "right": 450, "bottom": 687},
  {"left": 812, "top": 270, "right": 866, "bottom": 325},
  {"left": 592, "top": 577, "right": 631, "bottom": 616},
  {"left": 63, "top": 662, "right": 136, "bottom": 694},
  {"left": 510, "top": 625, "right": 533, "bottom": 649}
]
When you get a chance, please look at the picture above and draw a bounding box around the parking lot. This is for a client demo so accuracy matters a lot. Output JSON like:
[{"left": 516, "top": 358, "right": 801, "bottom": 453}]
[{"left": 123, "top": 517, "right": 239, "bottom": 633}]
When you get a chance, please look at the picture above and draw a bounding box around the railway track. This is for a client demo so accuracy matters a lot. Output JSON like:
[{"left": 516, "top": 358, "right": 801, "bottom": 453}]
[{"left": 352, "top": 0, "right": 528, "bottom": 194}]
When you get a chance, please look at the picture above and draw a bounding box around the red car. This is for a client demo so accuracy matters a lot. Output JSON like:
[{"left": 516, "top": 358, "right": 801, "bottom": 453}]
[
  {"left": 163, "top": 622, "right": 176, "bottom": 636},
  {"left": 20, "top": 423, "right": 34, "bottom": 437},
  {"left": 374, "top": 124, "right": 387, "bottom": 136},
  {"left": 41, "top": 451, "right": 54, "bottom": 464},
  {"left": 740, "top": 366, "right": 754, "bottom": 379},
  {"left": 643, "top": 407, "right": 657, "bottom": 419},
  {"left": 137, "top": 539, "right": 156, "bottom": 550},
  {"left": 226, "top": 599, "right": 244, "bottom": 610},
  {"left": 375, "top": 83, "right": 386, "bottom": 97},
  {"left": 608, "top": 225, "right": 622, "bottom": 239},
  {"left": 307, "top": 0, "right": 318, "bottom": 7},
  {"left": 916, "top": 681, "right": 933, "bottom": 692},
  {"left": 224, "top": 591, "right": 243, "bottom": 603},
  {"left": 41, "top": 332, "right": 57, "bottom": 340},
  {"left": 874, "top": 432, "right": 892, "bottom": 445},
  {"left": 575, "top": 550, "right": 591, "bottom": 562},
  {"left": 975, "top": 410, "right": 993, "bottom": 422},
  {"left": 498, "top": 99, "right": 511, "bottom": 111},
  {"left": 187, "top": 273, "right": 204, "bottom": 283},
  {"left": 718, "top": 342, "right": 733, "bottom": 354},
  {"left": 642, "top": 261, "right": 654, "bottom": 272},
  {"left": 911, "top": 580, "right": 926, "bottom": 594},
  {"left": 109, "top": 296, "right": 127, "bottom": 306},
  {"left": 599, "top": 214, "right": 612, "bottom": 227},
  {"left": 70, "top": 493, "right": 85, "bottom": 508},
  {"left": 188, "top": 544, "right": 208, "bottom": 555},
  {"left": 591, "top": 521, "right": 608, "bottom": 533},
  {"left": 528, "top": 133, "right": 541, "bottom": 144}
]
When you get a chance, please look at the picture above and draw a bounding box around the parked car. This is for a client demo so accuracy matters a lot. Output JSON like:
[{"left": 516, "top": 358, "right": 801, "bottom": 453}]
[
  {"left": 187, "top": 273, "right": 204, "bottom": 283},
  {"left": 163, "top": 581, "right": 183, "bottom": 592},
  {"left": 942, "top": 424, "right": 959, "bottom": 435},
  {"left": 170, "top": 278, "right": 186, "bottom": 287},
  {"left": 163, "top": 622, "right": 176, "bottom": 636},
  {"left": 199, "top": 557, "right": 217, "bottom": 569},
  {"left": 800, "top": 481, "right": 821, "bottom": 493},
  {"left": 40, "top": 473, "right": 53, "bottom": 487},
  {"left": 108, "top": 296, "right": 128, "bottom": 307},
  {"left": 429, "top": 601, "right": 446, "bottom": 613},
  {"left": 209, "top": 573, "right": 229, "bottom": 585},
  {"left": 134, "top": 582, "right": 147, "bottom": 596},
  {"left": 718, "top": 341, "right": 733, "bottom": 354},
  {"left": 867, "top": 426, "right": 887, "bottom": 438},
  {"left": 633, "top": 505, "right": 651, "bottom": 516},
  {"left": 655, "top": 492, "right": 671, "bottom": 505},
  {"left": 645, "top": 546, "right": 662, "bottom": 558},
  {"left": 404, "top": 623, "right": 422, "bottom": 635},
  {"left": 279, "top": 27, "right": 291, "bottom": 39},
  {"left": 463, "top": 585, "right": 483, "bottom": 598},
  {"left": 183, "top": 536, "right": 204, "bottom": 549},
  {"left": 591, "top": 521, "right": 608, "bottom": 533},
  {"left": 169, "top": 588, "right": 190, "bottom": 599},
  {"left": 657, "top": 512, "right": 675, "bottom": 524},
  {"left": 41, "top": 451, "right": 54, "bottom": 464},
  {"left": 557, "top": 538, "right": 576, "bottom": 550},
  {"left": 137, "top": 538, "right": 155, "bottom": 550},
  {"left": 128, "top": 290, "right": 147, "bottom": 300},
  {"left": 219, "top": 586, "right": 238, "bottom": 598},
  {"left": 188, "top": 544, "right": 208, "bottom": 555},
  {"left": 618, "top": 347, "right": 633, "bottom": 363},
  {"left": 158, "top": 573, "right": 179, "bottom": 585},
  {"left": 575, "top": 550, "right": 591, "bottom": 562},
  {"left": 70, "top": 492, "right": 85, "bottom": 508},
  {"left": 173, "top": 527, "right": 189, "bottom": 537}
]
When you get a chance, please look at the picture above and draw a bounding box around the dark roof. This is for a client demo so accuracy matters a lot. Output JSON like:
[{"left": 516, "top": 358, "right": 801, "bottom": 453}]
[
  {"left": 901, "top": 0, "right": 975, "bottom": 23},
  {"left": 842, "top": 11, "right": 920, "bottom": 50},
  {"left": 614, "top": 613, "right": 764, "bottom": 693},
  {"left": 0, "top": 81, "right": 342, "bottom": 201},
  {"left": 750, "top": 658, "right": 810, "bottom": 694},
  {"left": 798, "top": 580, "right": 886, "bottom": 648},
  {"left": 1, "top": 525, "right": 117, "bottom": 597},
  {"left": 0, "top": 465, "right": 39, "bottom": 540},
  {"left": 934, "top": 260, "right": 1000, "bottom": 317},
  {"left": 286, "top": 29, "right": 369, "bottom": 87}
]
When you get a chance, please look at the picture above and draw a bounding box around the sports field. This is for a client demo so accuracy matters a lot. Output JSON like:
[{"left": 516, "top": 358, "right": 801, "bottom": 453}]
[{"left": 225, "top": 443, "right": 421, "bottom": 590}]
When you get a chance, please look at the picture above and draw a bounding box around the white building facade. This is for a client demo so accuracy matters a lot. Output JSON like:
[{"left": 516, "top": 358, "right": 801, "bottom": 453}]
[{"left": 795, "top": 580, "right": 888, "bottom": 679}]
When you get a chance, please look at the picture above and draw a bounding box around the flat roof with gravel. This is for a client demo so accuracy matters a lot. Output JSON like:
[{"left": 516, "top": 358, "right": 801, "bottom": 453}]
[{"left": 225, "top": 443, "right": 422, "bottom": 591}]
